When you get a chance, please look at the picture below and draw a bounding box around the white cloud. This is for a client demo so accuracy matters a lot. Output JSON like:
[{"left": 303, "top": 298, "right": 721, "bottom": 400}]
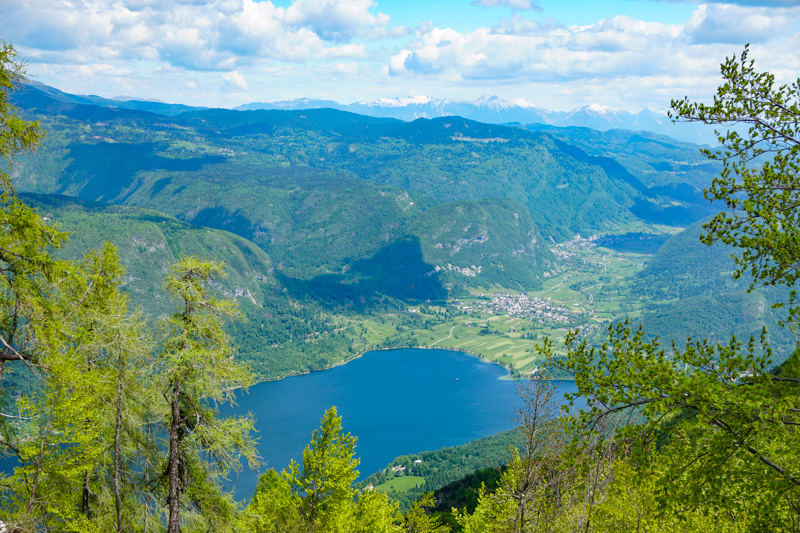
[
  {"left": 222, "top": 70, "right": 248, "bottom": 91},
  {"left": 0, "top": 0, "right": 395, "bottom": 70},
  {"left": 284, "top": 0, "right": 390, "bottom": 41},
  {"left": 386, "top": 4, "right": 800, "bottom": 87},
  {"left": 382, "top": 5, "right": 800, "bottom": 111},
  {"left": 363, "top": 25, "right": 413, "bottom": 40},
  {"left": 78, "top": 63, "right": 134, "bottom": 78},
  {"left": 389, "top": 16, "right": 691, "bottom": 82},
  {"left": 153, "top": 63, "right": 185, "bottom": 76},
  {"left": 317, "top": 43, "right": 369, "bottom": 59},
  {"left": 492, "top": 15, "right": 558, "bottom": 35},
  {"left": 471, "top": 0, "right": 542, "bottom": 12},
  {"left": 333, "top": 62, "right": 359, "bottom": 75},
  {"left": 705, "top": 0, "right": 800, "bottom": 6},
  {"left": 684, "top": 3, "right": 798, "bottom": 44},
  {"left": 3, "top": 0, "right": 800, "bottom": 112}
]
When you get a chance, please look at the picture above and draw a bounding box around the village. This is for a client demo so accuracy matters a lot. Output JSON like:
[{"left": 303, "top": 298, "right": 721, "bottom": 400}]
[
  {"left": 456, "top": 293, "right": 576, "bottom": 325},
  {"left": 550, "top": 233, "right": 599, "bottom": 262}
]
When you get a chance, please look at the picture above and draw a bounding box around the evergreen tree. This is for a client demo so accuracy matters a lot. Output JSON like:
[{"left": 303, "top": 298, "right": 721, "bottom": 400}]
[
  {"left": 160, "top": 257, "right": 258, "bottom": 532},
  {"left": 287, "top": 406, "right": 360, "bottom": 532},
  {"left": 247, "top": 406, "right": 452, "bottom": 533}
]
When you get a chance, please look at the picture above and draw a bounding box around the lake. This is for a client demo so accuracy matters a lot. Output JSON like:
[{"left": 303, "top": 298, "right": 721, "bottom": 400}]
[{"left": 224, "top": 347, "right": 579, "bottom": 499}]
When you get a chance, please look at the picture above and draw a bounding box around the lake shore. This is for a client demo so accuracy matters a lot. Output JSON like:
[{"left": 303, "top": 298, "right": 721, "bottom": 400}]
[{"left": 257, "top": 341, "right": 574, "bottom": 385}]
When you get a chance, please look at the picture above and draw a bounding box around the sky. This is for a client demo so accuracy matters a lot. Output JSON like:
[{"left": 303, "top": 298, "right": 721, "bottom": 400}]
[{"left": 1, "top": 0, "right": 799, "bottom": 111}]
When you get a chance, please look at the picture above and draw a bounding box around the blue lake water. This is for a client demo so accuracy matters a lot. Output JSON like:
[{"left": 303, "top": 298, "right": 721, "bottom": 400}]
[{"left": 223, "top": 348, "right": 579, "bottom": 499}]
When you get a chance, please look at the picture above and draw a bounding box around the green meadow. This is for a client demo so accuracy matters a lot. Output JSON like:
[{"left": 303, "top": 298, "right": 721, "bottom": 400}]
[
  {"left": 375, "top": 476, "right": 426, "bottom": 494},
  {"left": 358, "top": 240, "right": 653, "bottom": 376}
]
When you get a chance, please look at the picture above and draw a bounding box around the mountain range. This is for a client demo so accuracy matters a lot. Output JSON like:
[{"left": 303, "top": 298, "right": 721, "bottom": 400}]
[
  {"left": 235, "top": 94, "right": 719, "bottom": 146},
  {"left": 11, "top": 81, "right": 718, "bottom": 264},
  {"left": 24, "top": 81, "right": 718, "bottom": 146},
  {"left": 8, "top": 79, "right": 764, "bottom": 378}
]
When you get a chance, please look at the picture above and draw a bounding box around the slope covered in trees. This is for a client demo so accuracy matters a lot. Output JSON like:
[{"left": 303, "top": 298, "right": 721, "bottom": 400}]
[
  {"left": 11, "top": 81, "right": 714, "bottom": 284},
  {"left": 628, "top": 216, "right": 794, "bottom": 355},
  {"left": 410, "top": 198, "right": 558, "bottom": 292},
  {"left": 15, "top": 193, "right": 376, "bottom": 381}
]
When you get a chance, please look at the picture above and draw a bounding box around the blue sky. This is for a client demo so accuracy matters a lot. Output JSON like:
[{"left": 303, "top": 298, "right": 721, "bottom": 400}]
[
  {"left": 373, "top": 0, "right": 697, "bottom": 29},
  {"left": 1, "top": 0, "right": 798, "bottom": 111}
]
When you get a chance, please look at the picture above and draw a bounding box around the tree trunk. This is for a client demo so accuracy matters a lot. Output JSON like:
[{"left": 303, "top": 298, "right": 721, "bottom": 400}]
[
  {"left": 167, "top": 379, "right": 182, "bottom": 533},
  {"left": 82, "top": 470, "right": 92, "bottom": 517},
  {"left": 113, "top": 349, "right": 124, "bottom": 532},
  {"left": 25, "top": 419, "right": 50, "bottom": 517},
  {"left": 144, "top": 422, "right": 153, "bottom": 533}
]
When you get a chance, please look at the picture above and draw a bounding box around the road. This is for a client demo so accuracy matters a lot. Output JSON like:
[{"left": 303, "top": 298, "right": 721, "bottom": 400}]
[{"left": 431, "top": 324, "right": 457, "bottom": 346}]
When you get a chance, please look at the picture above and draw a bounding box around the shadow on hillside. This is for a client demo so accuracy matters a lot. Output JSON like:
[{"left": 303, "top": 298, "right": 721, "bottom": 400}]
[
  {"left": 277, "top": 237, "right": 447, "bottom": 308},
  {"left": 63, "top": 143, "right": 225, "bottom": 201}
]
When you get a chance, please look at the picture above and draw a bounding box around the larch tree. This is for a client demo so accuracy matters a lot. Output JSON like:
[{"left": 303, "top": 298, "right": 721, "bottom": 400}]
[
  {"left": 286, "top": 406, "right": 360, "bottom": 532},
  {"left": 247, "top": 406, "right": 430, "bottom": 533},
  {"left": 161, "top": 256, "right": 258, "bottom": 533},
  {"left": 1, "top": 241, "right": 161, "bottom": 532},
  {"left": 0, "top": 40, "right": 56, "bottom": 389}
]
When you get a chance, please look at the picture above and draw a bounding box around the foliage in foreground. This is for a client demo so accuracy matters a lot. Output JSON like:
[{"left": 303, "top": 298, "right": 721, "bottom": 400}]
[
  {"left": 247, "top": 407, "right": 449, "bottom": 533},
  {"left": 0, "top": 41, "right": 257, "bottom": 531}
]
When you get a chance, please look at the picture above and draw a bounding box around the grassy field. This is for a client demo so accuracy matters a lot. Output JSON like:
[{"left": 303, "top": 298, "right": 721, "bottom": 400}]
[
  {"left": 355, "top": 238, "right": 653, "bottom": 376},
  {"left": 375, "top": 476, "right": 426, "bottom": 493}
]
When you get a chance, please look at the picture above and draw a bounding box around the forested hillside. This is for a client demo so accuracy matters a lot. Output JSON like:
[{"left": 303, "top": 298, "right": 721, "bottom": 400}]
[
  {"left": 519, "top": 124, "right": 722, "bottom": 189},
  {"left": 12, "top": 82, "right": 713, "bottom": 273},
  {"left": 12, "top": 85, "right": 575, "bottom": 295},
  {"left": 628, "top": 217, "right": 794, "bottom": 355},
  {"left": 357, "top": 429, "right": 518, "bottom": 511},
  {"left": 18, "top": 193, "right": 378, "bottom": 381},
  {"left": 409, "top": 198, "right": 558, "bottom": 292}
]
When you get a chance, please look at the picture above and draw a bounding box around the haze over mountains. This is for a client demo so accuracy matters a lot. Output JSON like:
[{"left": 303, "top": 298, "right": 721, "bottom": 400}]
[{"left": 236, "top": 94, "right": 718, "bottom": 146}]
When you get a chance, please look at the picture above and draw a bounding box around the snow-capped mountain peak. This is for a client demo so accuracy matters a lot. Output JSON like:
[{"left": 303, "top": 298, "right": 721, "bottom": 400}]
[
  {"left": 370, "top": 95, "right": 438, "bottom": 107},
  {"left": 231, "top": 95, "right": 717, "bottom": 144},
  {"left": 475, "top": 93, "right": 502, "bottom": 103},
  {"left": 584, "top": 103, "right": 615, "bottom": 114},
  {"left": 509, "top": 97, "right": 539, "bottom": 110}
]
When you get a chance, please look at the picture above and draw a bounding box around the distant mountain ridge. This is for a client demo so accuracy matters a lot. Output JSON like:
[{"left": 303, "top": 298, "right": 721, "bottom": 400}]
[
  {"left": 23, "top": 80, "right": 206, "bottom": 116},
  {"left": 11, "top": 80, "right": 720, "bottom": 301},
  {"left": 235, "top": 94, "right": 718, "bottom": 145},
  {"left": 626, "top": 216, "right": 794, "bottom": 358}
]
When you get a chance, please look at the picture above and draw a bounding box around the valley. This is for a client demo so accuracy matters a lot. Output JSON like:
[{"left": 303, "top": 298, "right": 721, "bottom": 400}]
[
  {"left": 351, "top": 238, "right": 652, "bottom": 377},
  {"left": 317, "top": 228, "right": 792, "bottom": 381},
  {"left": 3, "top": 74, "right": 797, "bottom": 531},
  {"left": 10, "top": 81, "right": 792, "bottom": 383},
  {"left": 3, "top": 3, "right": 800, "bottom": 528}
]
